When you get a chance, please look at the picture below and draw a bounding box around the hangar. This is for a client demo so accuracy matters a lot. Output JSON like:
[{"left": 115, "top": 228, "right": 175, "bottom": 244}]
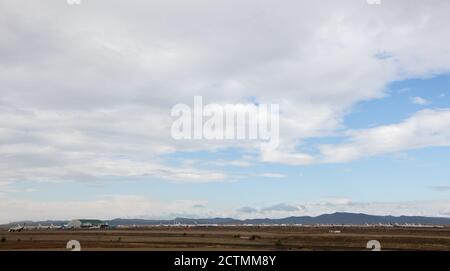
[{"left": 67, "top": 219, "right": 108, "bottom": 229}]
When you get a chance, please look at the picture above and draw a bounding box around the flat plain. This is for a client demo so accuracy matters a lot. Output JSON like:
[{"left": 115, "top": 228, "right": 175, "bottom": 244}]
[{"left": 1, "top": 226, "right": 449, "bottom": 251}]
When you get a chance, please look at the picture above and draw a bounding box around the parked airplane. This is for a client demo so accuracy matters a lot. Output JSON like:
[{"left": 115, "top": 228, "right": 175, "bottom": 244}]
[
  {"left": 8, "top": 224, "right": 24, "bottom": 232},
  {"left": 50, "top": 224, "right": 63, "bottom": 230},
  {"left": 37, "top": 224, "right": 51, "bottom": 230}
]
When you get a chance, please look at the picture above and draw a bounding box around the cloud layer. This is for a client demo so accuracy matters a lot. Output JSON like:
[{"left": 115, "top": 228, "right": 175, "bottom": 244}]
[
  {"left": 1, "top": 1, "right": 450, "bottom": 221},
  {"left": 1, "top": 0, "right": 450, "bottom": 183}
]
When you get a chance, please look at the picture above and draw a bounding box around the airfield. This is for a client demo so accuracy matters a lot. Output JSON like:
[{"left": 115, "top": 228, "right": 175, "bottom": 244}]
[{"left": 1, "top": 226, "right": 450, "bottom": 251}]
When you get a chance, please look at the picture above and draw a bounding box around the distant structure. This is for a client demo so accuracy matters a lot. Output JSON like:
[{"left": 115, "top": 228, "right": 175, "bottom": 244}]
[{"left": 67, "top": 219, "right": 108, "bottom": 229}]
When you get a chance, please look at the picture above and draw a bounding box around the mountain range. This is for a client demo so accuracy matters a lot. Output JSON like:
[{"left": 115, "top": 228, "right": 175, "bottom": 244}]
[{"left": 3, "top": 212, "right": 450, "bottom": 227}]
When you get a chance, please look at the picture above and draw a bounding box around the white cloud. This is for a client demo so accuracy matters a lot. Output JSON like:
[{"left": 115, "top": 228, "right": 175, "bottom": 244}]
[
  {"left": 320, "top": 109, "right": 450, "bottom": 163},
  {"left": 411, "top": 96, "right": 431, "bottom": 105},
  {"left": 261, "top": 203, "right": 304, "bottom": 212},
  {"left": 0, "top": 157, "right": 228, "bottom": 183},
  {"left": 260, "top": 149, "right": 316, "bottom": 165},
  {"left": 257, "top": 173, "right": 287, "bottom": 179},
  {"left": 0, "top": 0, "right": 450, "bottom": 184},
  {"left": 236, "top": 206, "right": 258, "bottom": 214},
  {"left": 323, "top": 197, "right": 353, "bottom": 206},
  {"left": 209, "top": 159, "right": 253, "bottom": 167}
]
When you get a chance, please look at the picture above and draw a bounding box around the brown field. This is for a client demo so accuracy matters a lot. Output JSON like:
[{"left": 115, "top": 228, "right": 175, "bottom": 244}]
[{"left": 1, "top": 226, "right": 450, "bottom": 251}]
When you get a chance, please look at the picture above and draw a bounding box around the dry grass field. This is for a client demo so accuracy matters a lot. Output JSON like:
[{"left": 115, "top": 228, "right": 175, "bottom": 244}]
[{"left": 1, "top": 226, "right": 449, "bottom": 251}]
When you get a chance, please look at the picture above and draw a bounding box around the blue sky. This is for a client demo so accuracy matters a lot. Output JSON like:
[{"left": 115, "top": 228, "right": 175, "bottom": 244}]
[{"left": 1, "top": 0, "right": 450, "bottom": 223}]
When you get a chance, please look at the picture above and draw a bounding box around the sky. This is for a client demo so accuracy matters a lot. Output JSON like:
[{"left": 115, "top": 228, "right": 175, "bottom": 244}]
[{"left": 0, "top": 0, "right": 450, "bottom": 223}]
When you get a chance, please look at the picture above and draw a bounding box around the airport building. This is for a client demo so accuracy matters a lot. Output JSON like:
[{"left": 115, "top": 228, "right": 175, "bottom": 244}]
[{"left": 68, "top": 219, "right": 108, "bottom": 229}]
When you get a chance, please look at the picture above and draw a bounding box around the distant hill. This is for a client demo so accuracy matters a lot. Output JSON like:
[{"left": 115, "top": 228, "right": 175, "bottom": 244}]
[
  {"left": 2, "top": 212, "right": 450, "bottom": 227},
  {"left": 241, "top": 212, "right": 450, "bottom": 225},
  {"left": 161, "top": 213, "right": 450, "bottom": 226}
]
